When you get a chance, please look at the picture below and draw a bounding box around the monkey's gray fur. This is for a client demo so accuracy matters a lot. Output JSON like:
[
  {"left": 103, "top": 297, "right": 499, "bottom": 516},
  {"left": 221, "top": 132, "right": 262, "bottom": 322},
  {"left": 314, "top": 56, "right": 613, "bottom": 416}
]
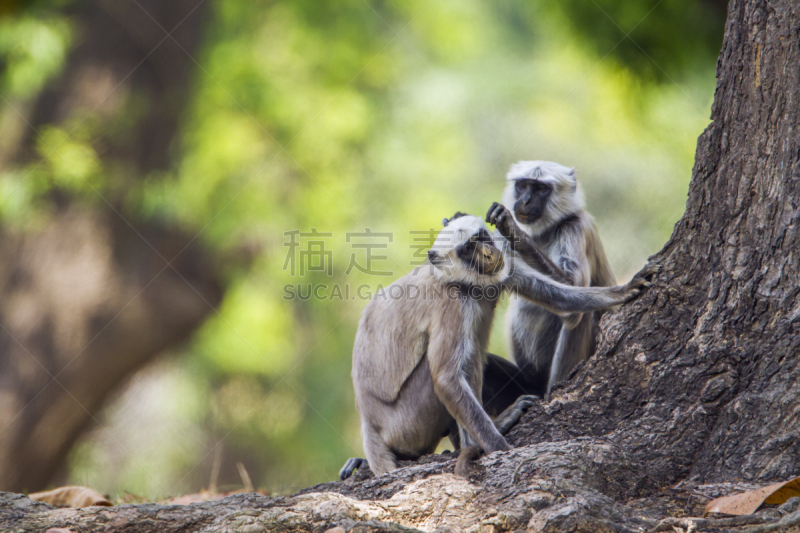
[
  {"left": 486, "top": 160, "right": 622, "bottom": 401},
  {"left": 340, "top": 213, "right": 655, "bottom": 479}
]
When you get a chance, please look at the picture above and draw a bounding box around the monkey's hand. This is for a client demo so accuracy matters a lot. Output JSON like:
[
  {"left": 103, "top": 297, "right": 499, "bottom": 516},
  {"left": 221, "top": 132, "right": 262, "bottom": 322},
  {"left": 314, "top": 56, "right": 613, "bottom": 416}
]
[
  {"left": 494, "top": 394, "right": 539, "bottom": 435},
  {"left": 622, "top": 261, "right": 663, "bottom": 302},
  {"left": 486, "top": 202, "right": 522, "bottom": 247},
  {"left": 632, "top": 261, "right": 662, "bottom": 287},
  {"left": 487, "top": 202, "right": 574, "bottom": 285},
  {"left": 339, "top": 457, "right": 366, "bottom": 480}
]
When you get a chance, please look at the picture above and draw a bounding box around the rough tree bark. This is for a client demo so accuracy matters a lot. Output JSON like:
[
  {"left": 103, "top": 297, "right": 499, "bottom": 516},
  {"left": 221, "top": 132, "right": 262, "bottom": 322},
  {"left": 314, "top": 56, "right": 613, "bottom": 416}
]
[
  {"left": 0, "top": 0, "right": 221, "bottom": 493},
  {"left": 3, "top": 0, "right": 800, "bottom": 530}
]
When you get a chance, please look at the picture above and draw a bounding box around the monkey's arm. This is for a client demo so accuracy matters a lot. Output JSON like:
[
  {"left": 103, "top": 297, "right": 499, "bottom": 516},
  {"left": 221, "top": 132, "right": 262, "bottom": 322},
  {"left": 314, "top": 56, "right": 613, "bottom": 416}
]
[
  {"left": 486, "top": 203, "right": 572, "bottom": 285},
  {"left": 427, "top": 313, "right": 510, "bottom": 454},
  {"left": 546, "top": 220, "right": 593, "bottom": 328},
  {"left": 503, "top": 260, "right": 660, "bottom": 316}
]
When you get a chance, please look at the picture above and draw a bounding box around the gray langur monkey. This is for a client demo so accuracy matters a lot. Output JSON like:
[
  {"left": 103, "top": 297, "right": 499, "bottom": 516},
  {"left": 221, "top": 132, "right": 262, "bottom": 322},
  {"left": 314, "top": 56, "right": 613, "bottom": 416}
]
[
  {"left": 484, "top": 160, "right": 624, "bottom": 403},
  {"left": 339, "top": 213, "right": 655, "bottom": 480}
]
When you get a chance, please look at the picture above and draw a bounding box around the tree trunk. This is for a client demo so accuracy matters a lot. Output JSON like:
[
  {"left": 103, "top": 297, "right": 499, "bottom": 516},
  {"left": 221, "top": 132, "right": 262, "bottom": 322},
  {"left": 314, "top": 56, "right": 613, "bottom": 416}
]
[
  {"left": 507, "top": 0, "right": 800, "bottom": 486},
  {"left": 0, "top": 0, "right": 220, "bottom": 492},
  {"left": 3, "top": 0, "right": 800, "bottom": 530}
]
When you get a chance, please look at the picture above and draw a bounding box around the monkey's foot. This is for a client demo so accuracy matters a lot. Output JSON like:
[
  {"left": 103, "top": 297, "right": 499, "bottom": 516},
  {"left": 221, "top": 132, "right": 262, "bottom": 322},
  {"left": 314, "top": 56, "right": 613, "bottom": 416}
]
[
  {"left": 454, "top": 446, "right": 482, "bottom": 478},
  {"left": 339, "top": 457, "right": 366, "bottom": 480},
  {"left": 495, "top": 394, "right": 540, "bottom": 435}
]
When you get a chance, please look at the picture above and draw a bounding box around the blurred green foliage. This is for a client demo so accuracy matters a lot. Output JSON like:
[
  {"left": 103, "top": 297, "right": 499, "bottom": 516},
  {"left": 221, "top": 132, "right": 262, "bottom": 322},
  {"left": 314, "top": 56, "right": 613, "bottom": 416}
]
[
  {"left": 554, "top": 0, "right": 726, "bottom": 80},
  {"left": 1, "top": 0, "right": 722, "bottom": 497},
  {"left": 0, "top": 10, "right": 71, "bottom": 97}
]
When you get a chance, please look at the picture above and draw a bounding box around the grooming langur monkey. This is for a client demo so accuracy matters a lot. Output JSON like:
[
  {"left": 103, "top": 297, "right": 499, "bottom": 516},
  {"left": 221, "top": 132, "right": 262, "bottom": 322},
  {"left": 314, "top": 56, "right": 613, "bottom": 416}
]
[
  {"left": 340, "top": 214, "right": 655, "bottom": 479},
  {"left": 484, "top": 160, "right": 622, "bottom": 403}
]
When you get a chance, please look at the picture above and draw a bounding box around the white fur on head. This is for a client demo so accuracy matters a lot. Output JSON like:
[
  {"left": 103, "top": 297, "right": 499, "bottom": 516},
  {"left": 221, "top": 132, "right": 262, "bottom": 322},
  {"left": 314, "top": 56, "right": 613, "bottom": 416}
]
[
  {"left": 502, "top": 160, "right": 585, "bottom": 237},
  {"left": 430, "top": 215, "right": 508, "bottom": 285}
]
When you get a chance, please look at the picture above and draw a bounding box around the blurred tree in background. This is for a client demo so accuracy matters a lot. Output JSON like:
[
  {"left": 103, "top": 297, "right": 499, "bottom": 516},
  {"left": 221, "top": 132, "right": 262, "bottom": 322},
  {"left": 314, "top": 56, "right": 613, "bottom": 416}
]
[
  {"left": 0, "top": 0, "right": 726, "bottom": 496},
  {"left": 0, "top": 0, "right": 223, "bottom": 494},
  {"left": 556, "top": 0, "right": 727, "bottom": 79}
]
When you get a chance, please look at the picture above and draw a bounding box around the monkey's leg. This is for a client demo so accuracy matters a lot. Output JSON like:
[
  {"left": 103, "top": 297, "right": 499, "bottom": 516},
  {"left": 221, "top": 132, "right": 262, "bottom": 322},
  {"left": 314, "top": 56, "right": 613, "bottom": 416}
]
[
  {"left": 429, "top": 319, "right": 510, "bottom": 455},
  {"left": 455, "top": 446, "right": 482, "bottom": 478},
  {"left": 493, "top": 395, "right": 539, "bottom": 435},
  {"left": 482, "top": 353, "right": 538, "bottom": 417},
  {"left": 547, "top": 314, "right": 593, "bottom": 397},
  {"left": 439, "top": 390, "right": 508, "bottom": 455},
  {"left": 458, "top": 424, "right": 476, "bottom": 448},
  {"left": 361, "top": 424, "right": 398, "bottom": 476},
  {"left": 339, "top": 458, "right": 365, "bottom": 480},
  {"left": 447, "top": 418, "right": 461, "bottom": 450},
  {"left": 454, "top": 393, "right": 537, "bottom": 478}
]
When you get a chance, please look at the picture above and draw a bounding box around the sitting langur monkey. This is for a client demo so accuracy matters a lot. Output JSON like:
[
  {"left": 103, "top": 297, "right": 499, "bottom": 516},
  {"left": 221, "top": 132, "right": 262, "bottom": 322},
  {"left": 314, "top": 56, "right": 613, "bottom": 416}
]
[
  {"left": 484, "top": 160, "right": 620, "bottom": 403},
  {"left": 340, "top": 213, "right": 655, "bottom": 479}
]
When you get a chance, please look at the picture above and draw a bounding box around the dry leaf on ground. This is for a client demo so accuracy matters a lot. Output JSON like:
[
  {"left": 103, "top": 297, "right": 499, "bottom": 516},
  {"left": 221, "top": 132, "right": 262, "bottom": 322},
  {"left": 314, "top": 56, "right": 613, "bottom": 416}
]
[
  {"left": 29, "top": 486, "right": 112, "bottom": 508},
  {"left": 705, "top": 477, "right": 800, "bottom": 516}
]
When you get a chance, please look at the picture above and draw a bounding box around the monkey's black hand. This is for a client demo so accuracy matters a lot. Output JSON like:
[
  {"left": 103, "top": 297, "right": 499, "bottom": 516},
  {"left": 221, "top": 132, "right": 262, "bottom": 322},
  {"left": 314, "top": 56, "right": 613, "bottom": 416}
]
[
  {"left": 486, "top": 203, "right": 520, "bottom": 246},
  {"left": 638, "top": 261, "right": 662, "bottom": 282},
  {"left": 623, "top": 261, "right": 663, "bottom": 302},
  {"left": 339, "top": 457, "right": 365, "bottom": 480},
  {"left": 631, "top": 261, "right": 662, "bottom": 288}
]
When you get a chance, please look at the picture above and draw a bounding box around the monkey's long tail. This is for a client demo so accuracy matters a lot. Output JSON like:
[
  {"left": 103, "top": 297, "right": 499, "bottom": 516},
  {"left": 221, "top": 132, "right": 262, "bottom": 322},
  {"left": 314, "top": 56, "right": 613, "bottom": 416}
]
[{"left": 454, "top": 446, "right": 482, "bottom": 478}]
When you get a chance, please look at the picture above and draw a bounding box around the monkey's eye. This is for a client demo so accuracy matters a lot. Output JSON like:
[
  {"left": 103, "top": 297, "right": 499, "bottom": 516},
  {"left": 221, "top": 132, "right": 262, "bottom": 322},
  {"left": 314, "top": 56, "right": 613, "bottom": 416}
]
[
  {"left": 515, "top": 181, "right": 526, "bottom": 194},
  {"left": 537, "top": 186, "right": 550, "bottom": 196}
]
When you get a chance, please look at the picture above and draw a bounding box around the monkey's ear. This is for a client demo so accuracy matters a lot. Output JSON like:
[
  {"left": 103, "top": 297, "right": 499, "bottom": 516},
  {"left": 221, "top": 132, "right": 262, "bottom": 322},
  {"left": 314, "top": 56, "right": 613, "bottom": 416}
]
[
  {"left": 442, "top": 218, "right": 450, "bottom": 227},
  {"left": 428, "top": 250, "right": 440, "bottom": 264}
]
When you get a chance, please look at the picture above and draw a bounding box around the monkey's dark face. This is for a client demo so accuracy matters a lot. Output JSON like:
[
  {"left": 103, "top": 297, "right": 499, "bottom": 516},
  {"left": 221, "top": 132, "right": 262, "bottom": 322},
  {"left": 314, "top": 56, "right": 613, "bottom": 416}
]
[
  {"left": 455, "top": 228, "right": 504, "bottom": 276},
  {"left": 513, "top": 179, "right": 551, "bottom": 224},
  {"left": 429, "top": 216, "right": 507, "bottom": 283}
]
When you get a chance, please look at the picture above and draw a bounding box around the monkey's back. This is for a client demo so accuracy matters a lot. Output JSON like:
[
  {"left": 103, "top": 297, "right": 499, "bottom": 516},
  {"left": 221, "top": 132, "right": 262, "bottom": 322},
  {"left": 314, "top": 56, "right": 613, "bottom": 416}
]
[
  {"left": 351, "top": 267, "right": 444, "bottom": 405},
  {"left": 351, "top": 268, "right": 461, "bottom": 460},
  {"left": 582, "top": 214, "right": 615, "bottom": 288}
]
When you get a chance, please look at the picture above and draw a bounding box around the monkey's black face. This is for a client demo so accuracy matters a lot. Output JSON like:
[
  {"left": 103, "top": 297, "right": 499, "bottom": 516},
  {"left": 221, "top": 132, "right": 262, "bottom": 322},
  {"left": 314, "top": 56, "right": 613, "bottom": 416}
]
[
  {"left": 455, "top": 228, "right": 504, "bottom": 275},
  {"left": 513, "top": 179, "right": 551, "bottom": 224}
]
